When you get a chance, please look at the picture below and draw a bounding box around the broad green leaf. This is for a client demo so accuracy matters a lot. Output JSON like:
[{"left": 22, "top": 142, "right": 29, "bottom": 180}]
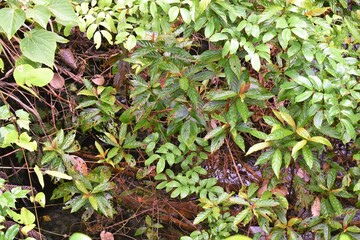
[
  {"left": 69, "top": 233, "right": 92, "bottom": 240},
  {"left": 194, "top": 209, "right": 211, "bottom": 225},
  {"left": 34, "top": 192, "right": 46, "bottom": 208},
  {"left": 251, "top": 53, "right": 261, "bottom": 72},
  {"left": 262, "top": 30, "right": 277, "bottom": 43},
  {"left": 225, "top": 235, "right": 252, "bottom": 240},
  {"left": 14, "top": 64, "right": 53, "bottom": 87},
  {"left": 229, "top": 55, "right": 241, "bottom": 79},
  {"left": 20, "top": 29, "right": 57, "bottom": 67},
  {"left": 302, "top": 145, "right": 313, "bottom": 168},
  {"left": 179, "top": 77, "right": 189, "bottom": 91},
  {"left": 340, "top": 118, "right": 356, "bottom": 140},
  {"left": 272, "top": 148, "right": 282, "bottom": 178},
  {"left": 328, "top": 193, "right": 343, "bottom": 215},
  {"left": 210, "top": 134, "right": 225, "bottom": 153},
  {"left": 180, "top": 8, "right": 191, "bottom": 24},
  {"left": 295, "top": 90, "right": 313, "bottom": 102},
  {"left": 204, "top": 126, "right": 225, "bottom": 140},
  {"left": 17, "top": 132, "right": 37, "bottom": 151},
  {"left": 209, "top": 33, "right": 228, "bottom": 42},
  {"left": 4, "top": 224, "right": 19, "bottom": 240},
  {"left": 280, "top": 111, "right": 296, "bottom": 129},
  {"left": 34, "top": 165, "right": 44, "bottom": 189},
  {"left": 246, "top": 142, "right": 272, "bottom": 155},
  {"left": 291, "top": 28, "right": 308, "bottom": 39},
  {"left": 308, "top": 136, "right": 332, "bottom": 148},
  {"left": 89, "top": 195, "right": 98, "bottom": 210},
  {"left": 45, "top": 170, "right": 72, "bottom": 180},
  {"left": 0, "top": 8, "right": 26, "bottom": 38},
  {"left": 209, "top": 91, "right": 237, "bottom": 101},
  {"left": 168, "top": 6, "right": 179, "bottom": 22},
  {"left": 231, "top": 130, "right": 245, "bottom": 152},
  {"left": 26, "top": 5, "right": 51, "bottom": 29},
  {"left": 48, "top": 0, "right": 78, "bottom": 24},
  {"left": 0, "top": 105, "right": 11, "bottom": 120},
  {"left": 181, "top": 120, "right": 198, "bottom": 148},
  {"left": 279, "top": 28, "right": 291, "bottom": 49},
  {"left": 156, "top": 157, "right": 166, "bottom": 174},
  {"left": 20, "top": 207, "right": 35, "bottom": 225},
  {"left": 266, "top": 128, "right": 294, "bottom": 141},
  {"left": 235, "top": 99, "right": 250, "bottom": 123},
  {"left": 233, "top": 208, "right": 251, "bottom": 226},
  {"left": 296, "top": 127, "right": 310, "bottom": 139},
  {"left": 292, "top": 140, "right": 307, "bottom": 157},
  {"left": 344, "top": 17, "right": 360, "bottom": 43}
]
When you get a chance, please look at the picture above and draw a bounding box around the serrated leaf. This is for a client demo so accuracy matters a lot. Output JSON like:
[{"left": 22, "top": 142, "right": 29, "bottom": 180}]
[
  {"left": 246, "top": 142, "right": 272, "bottom": 155},
  {"left": 209, "top": 91, "right": 237, "bottom": 101},
  {"left": 292, "top": 140, "right": 307, "bottom": 157},
  {"left": 302, "top": 145, "right": 313, "bottom": 168},
  {"left": 0, "top": 8, "right": 26, "bottom": 39},
  {"left": 328, "top": 193, "right": 343, "bottom": 215},
  {"left": 20, "top": 29, "right": 57, "bottom": 67},
  {"left": 308, "top": 136, "right": 332, "bottom": 148},
  {"left": 272, "top": 148, "right": 282, "bottom": 178},
  {"left": 266, "top": 128, "right": 294, "bottom": 141},
  {"left": 204, "top": 126, "right": 225, "bottom": 140},
  {"left": 233, "top": 208, "right": 251, "bottom": 226},
  {"left": 193, "top": 209, "right": 211, "bottom": 225},
  {"left": 181, "top": 120, "right": 198, "bottom": 147}
]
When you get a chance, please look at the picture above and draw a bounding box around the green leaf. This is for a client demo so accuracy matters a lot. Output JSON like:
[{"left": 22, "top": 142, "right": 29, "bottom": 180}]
[
  {"left": 193, "top": 209, "right": 211, "bottom": 225},
  {"left": 34, "top": 192, "right": 46, "bottom": 208},
  {"left": 26, "top": 5, "right": 51, "bottom": 29},
  {"left": 292, "top": 140, "right": 307, "bottom": 157},
  {"left": 179, "top": 77, "right": 189, "bottom": 91},
  {"left": 14, "top": 64, "right": 53, "bottom": 87},
  {"left": 124, "top": 34, "right": 137, "bottom": 51},
  {"left": 34, "top": 165, "right": 44, "bottom": 189},
  {"left": 246, "top": 142, "right": 272, "bottom": 155},
  {"left": 0, "top": 8, "right": 26, "bottom": 38},
  {"left": 0, "top": 105, "right": 11, "bottom": 120},
  {"left": 302, "top": 145, "right": 313, "bottom": 168},
  {"left": 180, "top": 8, "right": 191, "bottom": 24},
  {"left": 210, "top": 134, "right": 225, "bottom": 153},
  {"left": 233, "top": 208, "right": 251, "bottom": 226},
  {"left": 314, "top": 111, "right": 323, "bottom": 129},
  {"left": 4, "top": 224, "right": 19, "bottom": 240},
  {"left": 344, "top": 17, "right": 360, "bottom": 43},
  {"left": 229, "top": 54, "right": 241, "bottom": 79},
  {"left": 279, "top": 28, "right": 291, "bottom": 49},
  {"left": 266, "top": 128, "right": 293, "bottom": 141},
  {"left": 225, "top": 235, "right": 252, "bottom": 240},
  {"left": 45, "top": 170, "right": 72, "bottom": 180},
  {"left": 251, "top": 53, "right": 260, "bottom": 72},
  {"left": 340, "top": 118, "right": 356, "bottom": 140},
  {"left": 280, "top": 111, "right": 296, "bottom": 129},
  {"left": 209, "top": 91, "right": 237, "bottom": 101},
  {"left": 168, "top": 6, "right": 179, "bottom": 22},
  {"left": 209, "top": 33, "right": 228, "bottom": 42},
  {"left": 272, "top": 148, "right": 282, "bottom": 178},
  {"left": 295, "top": 90, "right": 313, "bottom": 102},
  {"left": 328, "top": 193, "right": 343, "bottom": 215},
  {"left": 17, "top": 132, "right": 37, "bottom": 151},
  {"left": 20, "top": 207, "right": 35, "bottom": 225},
  {"left": 47, "top": 0, "right": 78, "bottom": 24},
  {"left": 69, "top": 233, "right": 92, "bottom": 240},
  {"left": 181, "top": 120, "right": 198, "bottom": 148},
  {"left": 296, "top": 127, "right": 310, "bottom": 139},
  {"left": 308, "top": 136, "right": 332, "bottom": 148},
  {"left": 156, "top": 157, "right": 166, "bottom": 174},
  {"left": 204, "top": 126, "right": 225, "bottom": 140},
  {"left": 20, "top": 29, "right": 57, "bottom": 67}
]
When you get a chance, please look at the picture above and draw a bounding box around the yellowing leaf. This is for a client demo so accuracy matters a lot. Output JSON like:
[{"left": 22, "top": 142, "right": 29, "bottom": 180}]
[
  {"left": 45, "top": 170, "right": 72, "bottom": 180},
  {"left": 308, "top": 136, "right": 332, "bottom": 148},
  {"left": 246, "top": 142, "right": 272, "bottom": 155},
  {"left": 292, "top": 139, "right": 307, "bottom": 157},
  {"left": 296, "top": 127, "right": 311, "bottom": 139},
  {"left": 304, "top": 7, "right": 330, "bottom": 17},
  {"left": 280, "top": 111, "right": 296, "bottom": 129}
]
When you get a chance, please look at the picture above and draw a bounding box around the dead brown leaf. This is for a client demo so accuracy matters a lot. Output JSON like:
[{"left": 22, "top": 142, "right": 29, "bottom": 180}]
[
  {"left": 58, "top": 48, "right": 77, "bottom": 69},
  {"left": 100, "top": 230, "right": 114, "bottom": 240},
  {"left": 49, "top": 73, "right": 65, "bottom": 89},
  {"left": 92, "top": 74, "right": 105, "bottom": 86},
  {"left": 311, "top": 197, "right": 321, "bottom": 217}
]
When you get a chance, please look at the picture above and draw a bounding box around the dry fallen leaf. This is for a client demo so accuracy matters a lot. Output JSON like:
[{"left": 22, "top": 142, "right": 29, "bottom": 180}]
[
  {"left": 297, "top": 168, "right": 310, "bottom": 182},
  {"left": 49, "top": 73, "right": 65, "bottom": 89},
  {"left": 311, "top": 197, "right": 321, "bottom": 217},
  {"left": 92, "top": 74, "right": 105, "bottom": 86},
  {"left": 100, "top": 230, "right": 114, "bottom": 240},
  {"left": 58, "top": 48, "right": 77, "bottom": 69}
]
